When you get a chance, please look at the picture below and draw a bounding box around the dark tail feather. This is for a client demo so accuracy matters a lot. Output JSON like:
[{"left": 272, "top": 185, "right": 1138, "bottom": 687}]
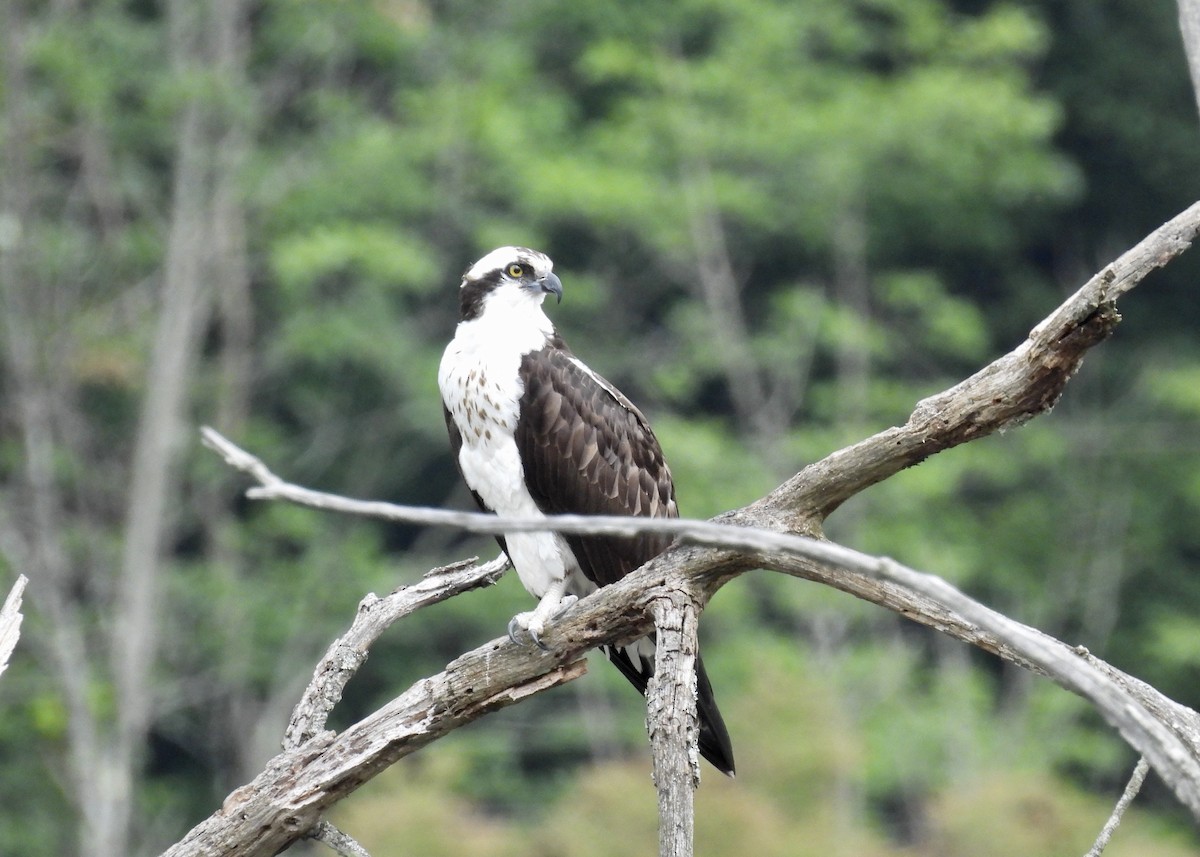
[
  {"left": 696, "top": 654, "right": 736, "bottom": 776},
  {"left": 603, "top": 643, "right": 736, "bottom": 777}
]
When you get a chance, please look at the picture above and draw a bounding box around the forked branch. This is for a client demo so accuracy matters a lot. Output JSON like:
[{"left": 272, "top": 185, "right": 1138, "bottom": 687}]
[{"left": 167, "top": 201, "right": 1200, "bottom": 856}]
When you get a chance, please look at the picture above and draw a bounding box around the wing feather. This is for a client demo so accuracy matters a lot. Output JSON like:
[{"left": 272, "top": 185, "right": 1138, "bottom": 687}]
[
  {"left": 511, "top": 344, "right": 736, "bottom": 775},
  {"left": 515, "top": 346, "right": 676, "bottom": 587}
]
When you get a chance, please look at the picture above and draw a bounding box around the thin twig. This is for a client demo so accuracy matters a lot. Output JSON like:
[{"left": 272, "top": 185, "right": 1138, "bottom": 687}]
[
  {"left": 1084, "top": 757, "right": 1150, "bottom": 857},
  {"left": 310, "top": 821, "right": 372, "bottom": 857},
  {"left": 203, "top": 421, "right": 819, "bottom": 542}
]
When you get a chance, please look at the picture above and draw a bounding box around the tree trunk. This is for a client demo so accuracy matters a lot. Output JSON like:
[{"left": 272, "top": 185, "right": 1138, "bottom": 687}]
[
  {"left": 0, "top": 8, "right": 112, "bottom": 855},
  {"left": 105, "top": 0, "right": 216, "bottom": 846}
]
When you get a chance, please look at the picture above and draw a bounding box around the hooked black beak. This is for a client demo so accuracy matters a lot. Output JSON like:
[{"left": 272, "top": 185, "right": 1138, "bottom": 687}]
[{"left": 540, "top": 272, "right": 563, "bottom": 303}]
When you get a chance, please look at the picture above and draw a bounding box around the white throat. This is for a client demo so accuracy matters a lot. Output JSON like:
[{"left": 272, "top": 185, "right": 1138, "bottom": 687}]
[
  {"left": 454, "top": 286, "right": 554, "bottom": 357},
  {"left": 437, "top": 285, "right": 556, "bottom": 449}
]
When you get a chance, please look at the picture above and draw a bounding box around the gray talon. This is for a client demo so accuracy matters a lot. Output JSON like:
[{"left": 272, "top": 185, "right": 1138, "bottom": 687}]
[
  {"left": 508, "top": 592, "right": 575, "bottom": 651},
  {"left": 530, "top": 628, "right": 551, "bottom": 652}
]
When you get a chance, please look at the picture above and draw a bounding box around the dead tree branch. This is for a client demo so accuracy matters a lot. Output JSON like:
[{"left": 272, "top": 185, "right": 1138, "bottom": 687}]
[
  {"left": 162, "top": 647, "right": 586, "bottom": 857},
  {"left": 168, "top": 200, "right": 1200, "bottom": 856},
  {"left": 191, "top": 433, "right": 1200, "bottom": 822},
  {"left": 283, "top": 555, "right": 510, "bottom": 750},
  {"left": 648, "top": 591, "right": 702, "bottom": 857},
  {"left": 1085, "top": 757, "right": 1151, "bottom": 857},
  {"left": 0, "top": 575, "right": 28, "bottom": 681},
  {"left": 283, "top": 555, "right": 509, "bottom": 857},
  {"left": 753, "top": 198, "right": 1200, "bottom": 524},
  {"left": 309, "top": 821, "right": 373, "bottom": 857}
]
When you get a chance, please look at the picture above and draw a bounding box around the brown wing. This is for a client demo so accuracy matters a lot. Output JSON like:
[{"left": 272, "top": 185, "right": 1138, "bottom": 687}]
[
  {"left": 513, "top": 346, "right": 736, "bottom": 775},
  {"left": 514, "top": 345, "right": 677, "bottom": 587}
]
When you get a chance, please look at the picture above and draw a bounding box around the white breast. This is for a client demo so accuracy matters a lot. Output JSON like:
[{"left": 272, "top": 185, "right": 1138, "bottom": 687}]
[{"left": 438, "top": 299, "right": 584, "bottom": 599}]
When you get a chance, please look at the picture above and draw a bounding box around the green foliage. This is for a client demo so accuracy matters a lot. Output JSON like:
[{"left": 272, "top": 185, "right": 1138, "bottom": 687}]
[
  {"left": 653, "top": 415, "right": 778, "bottom": 516},
  {"left": 2, "top": 0, "right": 1200, "bottom": 853}
]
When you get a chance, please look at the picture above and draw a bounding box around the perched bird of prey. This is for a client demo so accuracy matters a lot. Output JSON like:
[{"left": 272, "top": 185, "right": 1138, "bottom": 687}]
[{"left": 438, "top": 246, "right": 735, "bottom": 776}]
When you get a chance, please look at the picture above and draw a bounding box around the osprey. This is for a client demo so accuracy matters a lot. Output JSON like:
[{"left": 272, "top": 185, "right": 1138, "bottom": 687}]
[{"left": 438, "top": 246, "right": 735, "bottom": 776}]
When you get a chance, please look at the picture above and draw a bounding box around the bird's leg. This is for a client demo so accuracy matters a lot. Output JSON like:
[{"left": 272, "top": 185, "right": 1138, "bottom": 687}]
[{"left": 508, "top": 578, "right": 577, "bottom": 651}]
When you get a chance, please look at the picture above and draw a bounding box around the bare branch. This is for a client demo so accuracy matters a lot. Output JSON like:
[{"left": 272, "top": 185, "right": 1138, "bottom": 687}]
[
  {"left": 860, "top": 559, "right": 1199, "bottom": 812},
  {"left": 202, "top": 426, "right": 283, "bottom": 490},
  {"left": 172, "top": 201, "right": 1200, "bottom": 854},
  {"left": 648, "top": 591, "right": 701, "bottom": 857},
  {"left": 283, "top": 555, "right": 509, "bottom": 750},
  {"left": 201, "top": 425, "right": 1200, "bottom": 819},
  {"left": 759, "top": 199, "right": 1200, "bottom": 522},
  {"left": 309, "top": 821, "right": 373, "bottom": 857},
  {"left": 0, "top": 575, "right": 28, "bottom": 680},
  {"left": 202, "top": 426, "right": 848, "bottom": 551},
  {"left": 161, "top": 657, "right": 588, "bottom": 857},
  {"left": 200, "top": 423, "right": 1200, "bottom": 801},
  {"left": 168, "top": 483, "right": 1200, "bottom": 856},
  {"left": 1084, "top": 757, "right": 1151, "bottom": 857},
  {"left": 210, "top": 200, "right": 1200, "bottom": 539}
]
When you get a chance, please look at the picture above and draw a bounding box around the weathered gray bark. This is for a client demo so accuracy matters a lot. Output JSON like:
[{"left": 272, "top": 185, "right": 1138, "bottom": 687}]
[
  {"left": 163, "top": 200, "right": 1200, "bottom": 856},
  {"left": 161, "top": 651, "right": 585, "bottom": 857},
  {"left": 283, "top": 556, "right": 511, "bottom": 751},
  {"left": 648, "top": 592, "right": 702, "bottom": 857},
  {"left": 0, "top": 576, "right": 28, "bottom": 681}
]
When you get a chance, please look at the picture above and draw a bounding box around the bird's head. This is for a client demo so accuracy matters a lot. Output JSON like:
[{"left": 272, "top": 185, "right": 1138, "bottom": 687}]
[{"left": 458, "top": 246, "right": 563, "bottom": 322}]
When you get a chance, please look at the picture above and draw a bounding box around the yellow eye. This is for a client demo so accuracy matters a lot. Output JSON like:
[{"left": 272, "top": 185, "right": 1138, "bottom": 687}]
[{"left": 506, "top": 263, "right": 524, "bottom": 278}]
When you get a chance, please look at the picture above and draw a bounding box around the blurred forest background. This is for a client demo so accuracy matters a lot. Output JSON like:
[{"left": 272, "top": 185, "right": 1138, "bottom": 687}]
[{"left": 3, "top": 0, "right": 1200, "bottom": 855}]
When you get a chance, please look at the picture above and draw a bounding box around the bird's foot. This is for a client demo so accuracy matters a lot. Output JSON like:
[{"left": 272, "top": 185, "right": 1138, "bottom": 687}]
[{"left": 507, "top": 594, "right": 578, "bottom": 650}]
